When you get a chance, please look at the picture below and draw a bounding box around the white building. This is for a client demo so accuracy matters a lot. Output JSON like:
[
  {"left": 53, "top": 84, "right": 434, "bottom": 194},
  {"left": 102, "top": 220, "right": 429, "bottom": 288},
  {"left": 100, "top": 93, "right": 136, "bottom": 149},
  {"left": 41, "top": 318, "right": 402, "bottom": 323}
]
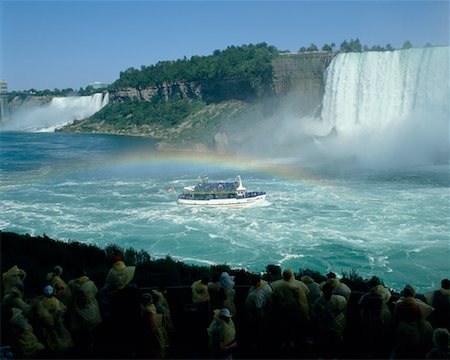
[{"left": 0, "top": 80, "right": 8, "bottom": 122}]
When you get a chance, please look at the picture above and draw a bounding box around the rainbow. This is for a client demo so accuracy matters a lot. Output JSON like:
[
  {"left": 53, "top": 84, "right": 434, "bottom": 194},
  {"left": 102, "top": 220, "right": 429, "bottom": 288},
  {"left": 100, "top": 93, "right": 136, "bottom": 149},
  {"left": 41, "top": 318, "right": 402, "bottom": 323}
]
[{"left": 106, "top": 149, "right": 321, "bottom": 183}]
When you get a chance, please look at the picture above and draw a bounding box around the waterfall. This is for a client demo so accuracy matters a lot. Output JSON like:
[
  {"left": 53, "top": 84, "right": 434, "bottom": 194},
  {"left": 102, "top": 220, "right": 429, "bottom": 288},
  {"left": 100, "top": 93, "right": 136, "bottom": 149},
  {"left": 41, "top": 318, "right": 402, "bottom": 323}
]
[
  {"left": 0, "top": 92, "right": 109, "bottom": 132},
  {"left": 317, "top": 46, "right": 449, "bottom": 166}
]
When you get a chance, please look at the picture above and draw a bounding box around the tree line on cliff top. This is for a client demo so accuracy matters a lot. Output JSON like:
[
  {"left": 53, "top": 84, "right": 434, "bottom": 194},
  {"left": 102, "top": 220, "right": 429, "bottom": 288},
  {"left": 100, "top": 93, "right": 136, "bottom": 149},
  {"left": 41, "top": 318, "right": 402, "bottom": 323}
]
[{"left": 300, "top": 38, "right": 418, "bottom": 53}]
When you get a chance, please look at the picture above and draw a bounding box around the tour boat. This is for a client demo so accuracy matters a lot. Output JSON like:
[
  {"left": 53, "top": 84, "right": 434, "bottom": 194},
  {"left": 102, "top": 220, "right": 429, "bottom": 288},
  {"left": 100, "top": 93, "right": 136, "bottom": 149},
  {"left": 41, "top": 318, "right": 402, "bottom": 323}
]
[{"left": 176, "top": 176, "right": 266, "bottom": 206}]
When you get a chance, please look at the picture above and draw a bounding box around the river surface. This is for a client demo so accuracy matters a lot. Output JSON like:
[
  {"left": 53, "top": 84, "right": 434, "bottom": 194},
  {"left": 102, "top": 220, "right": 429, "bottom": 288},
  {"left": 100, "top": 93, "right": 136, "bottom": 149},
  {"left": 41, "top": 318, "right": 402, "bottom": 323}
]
[{"left": 1, "top": 132, "right": 448, "bottom": 292}]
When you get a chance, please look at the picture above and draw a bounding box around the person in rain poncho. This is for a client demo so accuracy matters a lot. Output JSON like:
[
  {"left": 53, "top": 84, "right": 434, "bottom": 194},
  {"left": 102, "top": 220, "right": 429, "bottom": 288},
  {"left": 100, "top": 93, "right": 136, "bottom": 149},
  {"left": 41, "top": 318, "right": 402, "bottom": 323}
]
[
  {"left": 424, "top": 279, "right": 450, "bottom": 331},
  {"left": 219, "top": 272, "right": 236, "bottom": 317},
  {"left": 245, "top": 274, "right": 272, "bottom": 351},
  {"left": 300, "top": 270, "right": 322, "bottom": 306},
  {"left": 312, "top": 282, "right": 347, "bottom": 342},
  {"left": 8, "top": 307, "right": 45, "bottom": 359},
  {"left": 270, "top": 268, "right": 310, "bottom": 348},
  {"left": 33, "top": 285, "right": 73, "bottom": 356},
  {"left": 139, "top": 292, "right": 166, "bottom": 358},
  {"left": 46, "top": 265, "right": 71, "bottom": 306},
  {"left": 2, "top": 265, "right": 30, "bottom": 315},
  {"left": 102, "top": 255, "right": 136, "bottom": 294},
  {"left": 321, "top": 272, "right": 351, "bottom": 301},
  {"left": 207, "top": 308, "right": 237, "bottom": 359},
  {"left": 67, "top": 268, "right": 102, "bottom": 350},
  {"left": 192, "top": 276, "right": 210, "bottom": 310}
]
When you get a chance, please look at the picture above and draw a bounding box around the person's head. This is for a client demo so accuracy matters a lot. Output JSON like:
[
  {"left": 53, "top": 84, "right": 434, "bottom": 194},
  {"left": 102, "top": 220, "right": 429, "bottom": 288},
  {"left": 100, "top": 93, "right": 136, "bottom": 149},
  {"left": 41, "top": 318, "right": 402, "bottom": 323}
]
[
  {"left": 220, "top": 272, "right": 235, "bottom": 290},
  {"left": 402, "top": 284, "right": 416, "bottom": 298},
  {"left": 201, "top": 276, "right": 210, "bottom": 285},
  {"left": 141, "top": 293, "right": 153, "bottom": 306},
  {"left": 322, "top": 282, "right": 333, "bottom": 300},
  {"left": 326, "top": 272, "right": 337, "bottom": 279},
  {"left": 441, "top": 279, "right": 450, "bottom": 290},
  {"left": 250, "top": 274, "right": 261, "bottom": 287},
  {"left": 282, "top": 268, "right": 293, "bottom": 281},
  {"left": 52, "top": 265, "right": 63, "bottom": 276},
  {"left": 433, "top": 328, "right": 450, "bottom": 350},
  {"left": 219, "top": 308, "right": 232, "bottom": 322},
  {"left": 43, "top": 284, "right": 54, "bottom": 298}
]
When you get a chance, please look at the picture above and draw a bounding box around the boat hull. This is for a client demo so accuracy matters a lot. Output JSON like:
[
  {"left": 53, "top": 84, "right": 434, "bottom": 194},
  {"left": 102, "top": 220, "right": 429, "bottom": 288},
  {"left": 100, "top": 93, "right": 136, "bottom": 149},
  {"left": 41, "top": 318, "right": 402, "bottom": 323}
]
[{"left": 177, "top": 194, "right": 266, "bottom": 206}]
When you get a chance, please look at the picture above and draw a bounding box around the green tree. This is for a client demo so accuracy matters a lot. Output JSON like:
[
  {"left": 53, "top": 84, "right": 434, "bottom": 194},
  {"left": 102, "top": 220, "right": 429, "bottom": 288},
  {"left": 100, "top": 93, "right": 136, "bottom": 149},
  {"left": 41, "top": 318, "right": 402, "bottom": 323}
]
[
  {"left": 322, "top": 42, "right": 335, "bottom": 52},
  {"left": 402, "top": 40, "right": 413, "bottom": 49},
  {"left": 307, "top": 43, "right": 318, "bottom": 52},
  {"left": 340, "top": 39, "right": 362, "bottom": 52}
]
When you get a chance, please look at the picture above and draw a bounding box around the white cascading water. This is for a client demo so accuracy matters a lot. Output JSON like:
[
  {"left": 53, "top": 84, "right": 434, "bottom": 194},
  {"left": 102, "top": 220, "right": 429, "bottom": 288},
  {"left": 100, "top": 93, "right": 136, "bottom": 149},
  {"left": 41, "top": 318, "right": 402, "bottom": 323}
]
[
  {"left": 317, "top": 46, "right": 449, "bottom": 166},
  {"left": 1, "top": 92, "right": 109, "bottom": 132}
]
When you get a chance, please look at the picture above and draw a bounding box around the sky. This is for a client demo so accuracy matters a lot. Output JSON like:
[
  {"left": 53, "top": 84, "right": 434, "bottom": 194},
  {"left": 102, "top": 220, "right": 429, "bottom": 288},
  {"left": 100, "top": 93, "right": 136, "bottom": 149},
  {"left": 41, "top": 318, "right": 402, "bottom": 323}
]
[{"left": 1, "top": 0, "right": 448, "bottom": 92}]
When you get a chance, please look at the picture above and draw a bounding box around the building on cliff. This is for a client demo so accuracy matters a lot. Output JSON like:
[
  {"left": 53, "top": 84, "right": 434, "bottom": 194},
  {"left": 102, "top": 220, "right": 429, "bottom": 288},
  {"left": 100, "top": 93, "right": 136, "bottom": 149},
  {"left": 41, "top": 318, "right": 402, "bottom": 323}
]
[{"left": 0, "top": 80, "right": 9, "bottom": 122}]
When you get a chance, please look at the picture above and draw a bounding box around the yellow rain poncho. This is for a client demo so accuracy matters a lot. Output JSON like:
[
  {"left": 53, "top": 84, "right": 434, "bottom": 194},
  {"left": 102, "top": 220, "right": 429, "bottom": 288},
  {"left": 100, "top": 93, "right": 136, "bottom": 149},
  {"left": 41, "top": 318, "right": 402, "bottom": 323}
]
[
  {"left": 2, "top": 265, "right": 26, "bottom": 292},
  {"left": 35, "top": 296, "right": 73, "bottom": 354},
  {"left": 9, "top": 308, "right": 45, "bottom": 358},
  {"left": 67, "top": 275, "right": 102, "bottom": 333},
  {"left": 207, "top": 309, "right": 236, "bottom": 348},
  {"left": 103, "top": 260, "right": 136, "bottom": 293},
  {"left": 46, "top": 271, "right": 71, "bottom": 305}
]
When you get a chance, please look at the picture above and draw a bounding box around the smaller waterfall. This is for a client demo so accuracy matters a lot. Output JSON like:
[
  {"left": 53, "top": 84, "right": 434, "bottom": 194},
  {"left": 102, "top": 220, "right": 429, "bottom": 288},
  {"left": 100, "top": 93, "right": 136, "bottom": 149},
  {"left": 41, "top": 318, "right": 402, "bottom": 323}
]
[{"left": 0, "top": 92, "right": 109, "bottom": 132}]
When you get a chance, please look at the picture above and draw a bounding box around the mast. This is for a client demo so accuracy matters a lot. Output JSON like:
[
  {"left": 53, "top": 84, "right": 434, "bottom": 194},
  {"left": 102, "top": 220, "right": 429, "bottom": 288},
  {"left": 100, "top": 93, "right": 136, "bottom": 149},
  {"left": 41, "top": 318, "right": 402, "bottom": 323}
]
[{"left": 236, "top": 175, "right": 246, "bottom": 195}]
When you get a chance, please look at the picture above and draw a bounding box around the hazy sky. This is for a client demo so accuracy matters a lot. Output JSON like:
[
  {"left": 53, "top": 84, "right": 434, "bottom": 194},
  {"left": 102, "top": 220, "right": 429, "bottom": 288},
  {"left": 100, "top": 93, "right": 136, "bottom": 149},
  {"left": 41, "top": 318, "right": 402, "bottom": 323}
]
[{"left": 1, "top": 0, "right": 448, "bottom": 91}]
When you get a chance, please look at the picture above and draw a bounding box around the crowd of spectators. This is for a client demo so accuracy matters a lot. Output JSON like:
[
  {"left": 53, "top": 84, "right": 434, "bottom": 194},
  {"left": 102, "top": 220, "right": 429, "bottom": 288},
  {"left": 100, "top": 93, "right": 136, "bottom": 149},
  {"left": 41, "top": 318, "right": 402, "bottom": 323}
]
[{"left": 1, "top": 259, "right": 449, "bottom": 359}]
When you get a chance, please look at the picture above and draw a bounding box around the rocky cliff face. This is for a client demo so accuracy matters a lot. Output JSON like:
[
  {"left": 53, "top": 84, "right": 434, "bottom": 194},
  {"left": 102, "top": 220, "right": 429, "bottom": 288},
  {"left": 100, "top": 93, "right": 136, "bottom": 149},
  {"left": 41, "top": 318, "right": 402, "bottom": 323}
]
[
  {"left": 109, "top": 81, "right": 202, "bottom": 103},
  {"left": 8, "top": 95, "right": 52, "bottom": 111},
  {"left": 271, "top": 52, "right": 335, "bottom": 115},
  {"left": 107, "top": 52, "right": 335, "bottom": 116},
  {"left": 109, "top": 78, "right": 258, "bottom": 104}
]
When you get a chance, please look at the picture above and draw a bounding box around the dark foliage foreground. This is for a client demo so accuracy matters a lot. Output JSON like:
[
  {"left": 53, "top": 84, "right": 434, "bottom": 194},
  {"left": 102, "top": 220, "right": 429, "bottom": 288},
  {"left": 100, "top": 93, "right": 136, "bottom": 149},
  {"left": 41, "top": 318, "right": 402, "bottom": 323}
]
[{"left": 0, "top": 231, "right": 386, "bottom": 299}]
